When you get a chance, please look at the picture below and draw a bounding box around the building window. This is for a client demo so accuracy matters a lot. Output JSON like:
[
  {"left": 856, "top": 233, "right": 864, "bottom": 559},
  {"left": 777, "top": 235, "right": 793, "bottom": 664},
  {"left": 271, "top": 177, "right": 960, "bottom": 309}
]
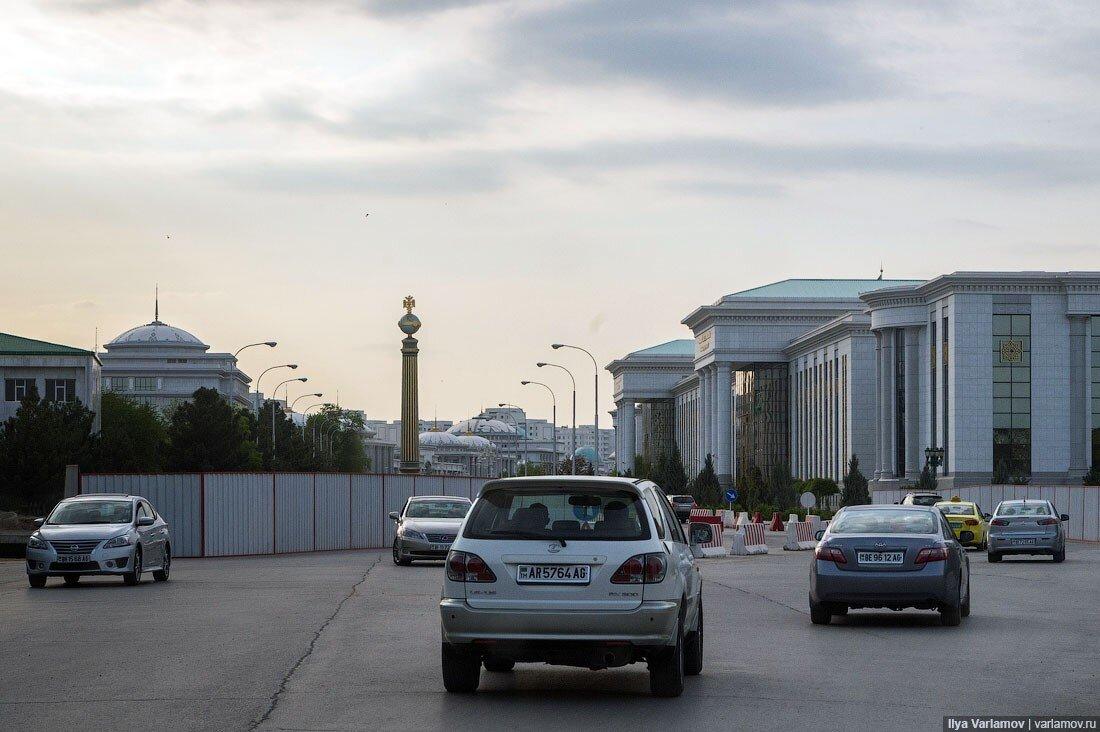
[
  {"left": 734, "top": 363, "right": 789, "bottom": 483},
  {"left": 993, "top": 313, "right": 1031, "bottom": 480},
  {"left": 133, "top": 377, "right": 157, "bottom": 391},
  {"left": 1091, "top": 316, "right": 1100, "bottom": 470},
  {"left": 895, "top": 329, "right": 905, "bottom": 476},
  {"left": 44, "top": 379, "right": 76, "bottom": 402},
  {"left": 4, "top": 378, "right": 37, "bottom": 401}
]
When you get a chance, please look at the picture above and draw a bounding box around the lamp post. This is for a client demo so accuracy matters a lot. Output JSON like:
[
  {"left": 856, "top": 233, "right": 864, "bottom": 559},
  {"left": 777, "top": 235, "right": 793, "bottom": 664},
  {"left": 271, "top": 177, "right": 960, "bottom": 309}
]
[
  {"left": 521, "top": 381, "right": 556, "bottom": 475},
  {"left": 552, "top": 343, "right": 601, "bottom": 474},
  {"left": 234, "top": 341, "right": 277, "bottom": 358},
  {"left": 291, "top": 393, "right": 323, "bottom": 412},
  {"left": 254, "top": 363, "right": 298, "bottom": 417},
  {"left": 538, "top": 362, "right": 576, "bottom": 475},
  {"left": 269, "top": 376, "right": 308, "bottom": 454},
  {"left": 302, "top": 403, "right": 328, "bottom": 454},
  {"left": 924, "top": 446, "right": 945, "bottom": 479},
  {"left": 498, "top": 404, "right": 528, "bottom": 476}
]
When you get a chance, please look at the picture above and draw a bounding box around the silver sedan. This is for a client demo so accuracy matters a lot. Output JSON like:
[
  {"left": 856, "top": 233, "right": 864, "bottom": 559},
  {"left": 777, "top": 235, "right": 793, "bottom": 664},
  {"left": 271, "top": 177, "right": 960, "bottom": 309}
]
[
  {"left": 391, "top": 496, "right": 471, "bottom": 565},
  {"left": 988, "top": 499, "right": 1068, "bottom": 563},
  {"left": 26, "top": 494, "right": 171, "bottom": 588}
]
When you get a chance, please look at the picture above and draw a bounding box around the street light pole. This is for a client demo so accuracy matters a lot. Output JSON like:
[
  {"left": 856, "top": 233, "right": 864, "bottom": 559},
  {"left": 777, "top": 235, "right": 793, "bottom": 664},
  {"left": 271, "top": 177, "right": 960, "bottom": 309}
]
[
  {"left": 234, "top": 341, "right": 277, "bottom": 358},
  {"left": 538, "top": 362, "right": 576, "bottom": 475},
  {"left": 269, "top": 377, "right": 308, "bottom": 455},
  {"left": 553, "top": 343, "right": 600, "bottom": 474},
  {"left": 521, "top": 381, "right": 556, "bottom": 475},
  {"left": 254, "top": 363, "right": 298, "bottom": 419},
  {"left": 499, "top": 403, "right": 528, "bottom": 475},
  {"left": 290, "top": 393, "right": 323, "bottom": 412}
]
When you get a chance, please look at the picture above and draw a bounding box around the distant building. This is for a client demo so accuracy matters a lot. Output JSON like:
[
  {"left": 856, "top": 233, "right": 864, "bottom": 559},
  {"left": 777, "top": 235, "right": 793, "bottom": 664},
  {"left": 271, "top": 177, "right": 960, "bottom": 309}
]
[
  {"left": 0, "top": 332, "right": 102, "bottom": 432},
  {"left": 98, "top": 307, "right": 251, "bottom": 413}
]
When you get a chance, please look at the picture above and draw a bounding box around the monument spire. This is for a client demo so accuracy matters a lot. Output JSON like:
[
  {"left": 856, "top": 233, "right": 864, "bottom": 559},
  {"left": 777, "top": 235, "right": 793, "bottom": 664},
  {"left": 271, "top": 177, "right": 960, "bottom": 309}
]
[{"left": 398, "top": 294, "right": 422, "bottom": 474}]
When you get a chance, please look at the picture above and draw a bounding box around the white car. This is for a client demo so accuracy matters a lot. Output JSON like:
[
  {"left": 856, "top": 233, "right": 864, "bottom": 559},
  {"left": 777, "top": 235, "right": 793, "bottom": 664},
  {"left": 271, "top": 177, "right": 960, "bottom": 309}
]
[
  {"left": 439, "top": 476, "right": 704, "bottom": 697},
  {"left": 25, "top": 494, "right": 171, "bottom": 588}
]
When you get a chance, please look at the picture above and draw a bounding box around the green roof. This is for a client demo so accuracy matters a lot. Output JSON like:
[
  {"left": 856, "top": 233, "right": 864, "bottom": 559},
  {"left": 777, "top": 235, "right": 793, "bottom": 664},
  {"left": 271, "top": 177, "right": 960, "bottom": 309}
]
[
  {"left": 0, "top": 332, "right": 94, "bottom": 356},
  {"left": 725, "top": 278, "right": 924, "bottom": 300},
  {"left": 631, "top": 339, "right": 694, "bottom": 357}
]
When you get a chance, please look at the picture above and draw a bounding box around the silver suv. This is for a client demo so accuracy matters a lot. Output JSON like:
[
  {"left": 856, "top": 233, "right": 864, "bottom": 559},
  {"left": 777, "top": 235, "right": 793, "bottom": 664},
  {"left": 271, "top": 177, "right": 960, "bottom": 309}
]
[
  {"left": 439, "top": 476, "right": 704, "bottom": 697},
  {"left": 26, "top": 494, "right": 171, "bottom": 587}
]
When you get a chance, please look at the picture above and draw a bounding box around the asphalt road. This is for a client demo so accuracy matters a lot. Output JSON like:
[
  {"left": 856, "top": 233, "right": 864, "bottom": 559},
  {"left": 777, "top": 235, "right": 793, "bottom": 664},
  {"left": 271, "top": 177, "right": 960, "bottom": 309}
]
[{"left": 1, "top": 537, "right": 1097, "bottom": 732}]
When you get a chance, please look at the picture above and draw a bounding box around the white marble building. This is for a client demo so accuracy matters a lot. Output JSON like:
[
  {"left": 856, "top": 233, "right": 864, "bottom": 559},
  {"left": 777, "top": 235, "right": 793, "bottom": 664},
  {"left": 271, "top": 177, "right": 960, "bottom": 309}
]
[
  {"left": 1, "top": 332, "right": 102, "bottom": 431},
  {"left": 608, "top": 273, "right": 1100, "bottom": 491}
]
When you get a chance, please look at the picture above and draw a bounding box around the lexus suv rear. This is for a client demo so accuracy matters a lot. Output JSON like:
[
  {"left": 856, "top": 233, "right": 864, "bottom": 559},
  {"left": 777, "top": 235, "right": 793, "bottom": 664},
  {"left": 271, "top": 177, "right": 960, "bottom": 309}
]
[{"left": 439, "top": 476, "right": 703, "bottom": 697}]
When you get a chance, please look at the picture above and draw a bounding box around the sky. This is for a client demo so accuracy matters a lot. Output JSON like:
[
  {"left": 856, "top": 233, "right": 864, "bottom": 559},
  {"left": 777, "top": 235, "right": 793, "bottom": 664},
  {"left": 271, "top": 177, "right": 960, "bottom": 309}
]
[{"left": 1, "top": 0, "right": 1098, "bottom": 425}]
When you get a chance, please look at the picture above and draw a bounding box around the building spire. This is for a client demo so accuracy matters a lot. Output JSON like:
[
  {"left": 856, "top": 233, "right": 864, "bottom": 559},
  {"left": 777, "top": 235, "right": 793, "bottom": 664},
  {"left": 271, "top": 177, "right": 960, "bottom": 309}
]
[
  {"left": 154, "top": 283, "right": 161, "bottom": 324},
  {"left": 877, "top": 263, "right": 883, "bottom": 280}
]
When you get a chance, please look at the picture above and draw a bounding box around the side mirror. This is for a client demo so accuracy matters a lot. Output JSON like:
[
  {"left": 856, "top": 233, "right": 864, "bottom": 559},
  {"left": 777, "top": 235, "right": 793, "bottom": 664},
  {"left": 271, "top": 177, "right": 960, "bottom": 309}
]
[
  {"left": 388, "top": 511, "right": 400, "bottom": 521},
  {"left": 814, "top": 529, "right": 825, "bottom": 541},
  {"left": 1060, "top": 514, "right": 1069, "bottom": 522},
  {"left": 136, "top": 516, "right": 154, "bottom": 527},
  {"left": 34, "top": 517, "right": 45, "bottom": 527}
]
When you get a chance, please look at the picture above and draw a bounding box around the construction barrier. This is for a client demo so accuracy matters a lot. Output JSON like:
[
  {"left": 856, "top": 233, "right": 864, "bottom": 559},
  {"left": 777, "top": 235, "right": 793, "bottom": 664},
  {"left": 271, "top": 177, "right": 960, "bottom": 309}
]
[
  {"left": 783, "top": 520, "right": 817, "bottom": 551},
  {"left": 736, "top": 511, "right": 750, "bottom": 528},
  {"left": 690, "top": 518, "right": 726, "bottom": 557},
  {"left": 751, "top": 511, "right": 763, "bottom": 523},
  {"left": 730, "top": 522, "right": 768, "bottom": 556},
  {"left": 788, "top": 513, "right": 798, "bottom": 525},
  {"left": 690, "top": 507, "right": 713, "bottom": 519},
  {"left": 722, "top": 510, "right": 738, "bottom": 529},
  {"left": 769, "top": 512, "right": 784, "bottom": 531}
]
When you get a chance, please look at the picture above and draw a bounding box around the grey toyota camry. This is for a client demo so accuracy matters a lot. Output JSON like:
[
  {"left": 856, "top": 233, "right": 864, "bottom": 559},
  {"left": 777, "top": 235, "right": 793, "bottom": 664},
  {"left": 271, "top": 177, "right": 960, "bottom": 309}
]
[
  {"left": 391, "top": 496, "right": 471, "bottom": 565},
  {"left": 809, "top": 504, "right": 970, "bottom": 626}
]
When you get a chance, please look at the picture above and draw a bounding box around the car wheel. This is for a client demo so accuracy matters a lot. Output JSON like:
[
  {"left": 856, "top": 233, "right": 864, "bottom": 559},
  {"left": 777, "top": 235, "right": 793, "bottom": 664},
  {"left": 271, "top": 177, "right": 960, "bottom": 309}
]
[
  {"left": 123, "top": 548, "right": 142, "bottom": 586},
  {"left": 684, "top": 601, "right": 703, "bottom": 676},
  {"left": 63, "top": 575, "right": 80, "bottom": 586},
  {"left": 809, "top": 597, "right": 832, "bottom": 625},
  {"left": 1053, "top": 548, "right": 1065, "bottom": 563},
  {"left": 987, "top": 552, "right": 1001, "bottom": 563},
  {"left": 392, "top": 540, "right": 411, "bottom": 566},
  {"left": 831, "top": 604, "right": 848, "bottom": 617},
  {"left": 153, "top": 544, "right": 171, "bottom": 582},
  {"left": 28, "top": 575, "right": 46, "bottom": 589},
  {"left": 649, "top": 611, "right": 685, "bottom": 697},
  {"left": 441, "top": 643, "right": 481, "bottom": 693},
  {"left": 961, "top": 581, "right": 971, "bottom": 618},
  {"left": 483, "top": 658, "right": 515, "bottom": 673},
  {"left": 940, "top": 581, "right": 963, "bottom": 626}
]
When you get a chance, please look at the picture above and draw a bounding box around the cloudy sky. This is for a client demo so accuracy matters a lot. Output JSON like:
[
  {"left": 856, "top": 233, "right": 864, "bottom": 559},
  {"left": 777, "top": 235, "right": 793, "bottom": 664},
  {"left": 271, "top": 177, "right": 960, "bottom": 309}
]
[{"left": 1, "top": 0, "right": 1097, "bottom": 424}]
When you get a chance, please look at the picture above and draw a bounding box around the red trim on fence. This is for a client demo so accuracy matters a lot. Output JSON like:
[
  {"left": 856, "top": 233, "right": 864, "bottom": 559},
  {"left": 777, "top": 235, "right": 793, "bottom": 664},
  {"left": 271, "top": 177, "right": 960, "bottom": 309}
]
[
  {"left": 272, "top": 473, "right": 277, "bottom": 554},
  {"left": 312, "top": 473, "right": 317, "bottom": 552},
  {"left": 199, "top": 473, "right": 206, "bottom": 558},
  {"left": 380, "top": 473, "right": 386, "bottom": 548},
  {"left": 348, "top": 473, "right": 353, "bottom": 549}
]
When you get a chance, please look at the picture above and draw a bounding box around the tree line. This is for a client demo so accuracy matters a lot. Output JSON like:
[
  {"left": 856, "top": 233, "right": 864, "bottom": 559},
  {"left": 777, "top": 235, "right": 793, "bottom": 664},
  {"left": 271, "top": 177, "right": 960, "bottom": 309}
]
[{"left": 0, "top": 387, "right": 369, "bottom": 513}]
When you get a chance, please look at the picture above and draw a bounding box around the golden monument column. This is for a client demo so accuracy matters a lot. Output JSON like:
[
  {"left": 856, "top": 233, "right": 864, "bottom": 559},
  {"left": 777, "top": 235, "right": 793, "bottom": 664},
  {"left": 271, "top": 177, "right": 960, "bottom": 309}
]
[{"left": 398, "top": 295, "right": 422, "bottom": 473}]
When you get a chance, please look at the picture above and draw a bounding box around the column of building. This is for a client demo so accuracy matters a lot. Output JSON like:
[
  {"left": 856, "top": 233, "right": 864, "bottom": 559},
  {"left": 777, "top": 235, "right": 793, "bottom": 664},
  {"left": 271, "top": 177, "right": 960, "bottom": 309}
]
[
  {"left": 620, "top": 400, "right": 636, "bottom": 474},
  {"left": 904, "top": 326, "right": 921, "bottom": 479},
  {"left": 1070, "top": 315, "right": 1092, "bottom": 478},
  {"left": 879, "top": 328, "right": 896, "bottom": 479},
  {"left": 715, "top": 362, "right": 732, "bottom": 487}
]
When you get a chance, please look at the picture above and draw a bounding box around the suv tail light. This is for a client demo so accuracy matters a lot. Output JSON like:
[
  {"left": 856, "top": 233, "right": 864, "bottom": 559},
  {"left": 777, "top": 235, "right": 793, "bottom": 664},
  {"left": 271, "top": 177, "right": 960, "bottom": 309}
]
[
  {"left": 991, "top": 518, "right": 1009, "bottom": 526},
  {"left": 814, "top": 545, "right": 846, "bottom": 564},
  {"left": 610, "top": 553, "right": 667, "bottom": 584},
  {"left": 446, "top": 551, "right": 496, "bottom": 583},
  {"left": 964, "top": 519, "right": 978, "bottom": 526},
  {"left": 915, "top": 546, "right": 948, "bottom": 564},
  {"left": 1036, "top": 518, "right": 1058, "bottom": 526}
]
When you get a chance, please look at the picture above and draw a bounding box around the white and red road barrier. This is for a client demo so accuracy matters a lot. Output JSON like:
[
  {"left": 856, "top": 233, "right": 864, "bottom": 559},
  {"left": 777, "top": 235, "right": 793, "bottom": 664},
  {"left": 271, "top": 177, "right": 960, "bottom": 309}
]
[
  {"left": 769, "top": 512, "right": 784, "bottom": 531},
  {"left": 690, "top": 518, "right": 726, "bottom": 557},
  {"left": 723, "top": 510, "right": 738, "bottom": 529},
  {"left": 783, "top": 520, "right": 818, "bottom": 551},
  {"left": 690, "top": 507, "right": 713, "bottom": 519},
  {"left": 736, "top": 511, "right": 750, "bottom": 529},
  {"left": 730, "top": 522, "right": 768, "bottom": 556}
]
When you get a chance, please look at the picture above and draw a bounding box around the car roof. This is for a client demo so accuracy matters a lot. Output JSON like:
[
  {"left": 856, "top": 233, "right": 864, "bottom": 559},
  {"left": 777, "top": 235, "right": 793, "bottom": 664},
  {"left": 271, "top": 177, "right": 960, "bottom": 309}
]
[
  {"left": 906, "top": 492, "right": 942, "bottom": 496},
  {"left": 66, "top": 494, "right": 136, "bottom": 501},
  {"left": 842, "top": 503, "right": 934, "bottom": 512},
  {"left": 476, "top": 476, "right": 644, "bottom": 499},
  {"left": 998, "top": 498, "right": 1048, "bottom": 504},
  {"left": 934, "top": 500, "right": 975, "bottom": 506},
  {"left": 408, "top": 495, "right": 470, "bottom": 502}
]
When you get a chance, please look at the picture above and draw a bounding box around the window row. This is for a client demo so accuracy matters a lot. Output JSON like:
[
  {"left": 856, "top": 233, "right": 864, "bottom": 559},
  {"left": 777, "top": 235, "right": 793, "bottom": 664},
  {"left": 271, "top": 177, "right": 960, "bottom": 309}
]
[{"left": 4, "top": 378, "right": 76, "bottom": 402}]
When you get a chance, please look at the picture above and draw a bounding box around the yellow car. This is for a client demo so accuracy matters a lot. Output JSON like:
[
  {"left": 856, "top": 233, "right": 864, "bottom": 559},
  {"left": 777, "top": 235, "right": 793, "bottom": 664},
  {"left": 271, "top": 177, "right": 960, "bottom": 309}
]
[{"left": 935, "top": 498, "right": 989, "bottom": 550}]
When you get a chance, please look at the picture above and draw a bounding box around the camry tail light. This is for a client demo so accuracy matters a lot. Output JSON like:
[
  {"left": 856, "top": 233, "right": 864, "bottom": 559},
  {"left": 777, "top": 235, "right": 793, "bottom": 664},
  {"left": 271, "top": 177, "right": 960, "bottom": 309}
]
[
  {"left": 814, "top": 545, "right": 846, "bottom": 564},
  {"left": 964, "top": 519, "right": 979, "bottom": 526},
  {"left": 611, "top": 553, "right": 667, "bottom": 584},
  {"left": 915, "top": 546, "right": 948, "bottom": 564},
  {"left": 446, "top": 551, "right": 496, "bottom": 583},
  {"left": 991, "top": 518, "right": 1009, "bottom": 526},
  {"left": 1036, "top": 518, "right": 1058, "bottom": 526}
]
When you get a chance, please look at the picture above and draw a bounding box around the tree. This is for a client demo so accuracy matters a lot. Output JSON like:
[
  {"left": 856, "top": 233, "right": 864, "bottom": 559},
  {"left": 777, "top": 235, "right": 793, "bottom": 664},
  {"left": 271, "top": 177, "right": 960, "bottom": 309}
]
[
  {"left": 653, "top": 441, "right": 688, "bottom": 494},
  {"left": 690, "top": 454, "right": 721, "bottom": 506},
  {"left": 1084, "top": 463, "right": 1100, "bottom": 487},
  {"left": 558, "top": 455, "right": 595, "bottom": 476},
  {"left": 805, "top": 476, "right": 839, "bottom": 505},
  {"left": 769, "top": 462, "right": 796, "bottom": 509},
  {"left": 89, "top": 392, "right": 168, "bottom": 472},
  {"left": 0, "top": 394, "right": 96, "bottom": 511},
  {"left": 305, "top": 405, "right": 368, "bottom": 473},
  {"left": 165, "top": 388, "right": 259, "bottom": 471},
  {"left": 841, "top": 455, "right": 870, "bottom": 506},
  {"left": 257, "top": 401, "right": 314, "bottom": 471},
  {"left": 632, "top": 453, "right": 653, "bottom": 481},
  {"left": 917, "top": 459, "right": 938, "bottom": 492}
]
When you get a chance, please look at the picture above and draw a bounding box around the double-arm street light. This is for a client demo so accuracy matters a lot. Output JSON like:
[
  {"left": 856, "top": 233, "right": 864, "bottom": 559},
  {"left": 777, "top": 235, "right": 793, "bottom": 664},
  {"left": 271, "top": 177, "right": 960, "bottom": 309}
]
[
  {"left": 537, "top": 361, "right": 576, "bottom": 475},
  {"left": 269, "top": 377, "right": 308, "bottom": 453},
  {"left": 498, "top": 403, "right": 528, "bottom": 476},
  {"left": 521, "top": 381, "right": 556, "bottom": 475},
  {"left": 552, "top": 343, "right": 601, "bottom": 474}
]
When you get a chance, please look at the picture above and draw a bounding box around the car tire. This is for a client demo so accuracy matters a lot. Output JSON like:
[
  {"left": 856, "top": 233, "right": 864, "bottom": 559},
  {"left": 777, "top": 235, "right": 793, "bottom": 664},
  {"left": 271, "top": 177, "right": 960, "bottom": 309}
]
[
  {"left": 483, "top": 658, "right": 515, "bottom": 673},
  {"left": 392, "top": 540, "right": 411, "bottom": 566},
  {"left": 809, "top": 598, "right": 832, "bottom": 625},
  {"left": 28, "top": 575, "right": 46, "bottom": 589},
  {"left": 441, "top": 643, "right": 480, "bottom": 693},
  {"left": 649, "top": 612, "right": 685, "bottom": 697},
  {"left": 941, "top": 582, "right": 963, "bottom": 627},
  {"left": 961, "top": 581, "right": 971, "bottom": 618},
  {"left": 1053, "top": 548, "right": 1065, "bottom": 563},
  {"left": 831, "top": 604, "right": 848, "bottom": 617},
  {"left": 684, "top": 601, "right": 703, "bottom": 676},
  {"left": 123, "top": 548, "right": 142, "bottom": 586},
  {"left": 153, "top": 545, "right": 171, "bottom": 582},
  {"left": 63, "top": 575, "right": 80, "bottom": 586},
  {"left": 987, "top": 552, "right": 1001, "bottom": 563}
]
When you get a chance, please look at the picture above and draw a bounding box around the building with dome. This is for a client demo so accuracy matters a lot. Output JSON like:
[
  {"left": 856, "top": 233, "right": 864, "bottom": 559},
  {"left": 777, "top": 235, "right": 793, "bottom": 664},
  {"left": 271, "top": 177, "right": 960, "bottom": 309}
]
[
  {"left": 98, "top": 305, "right": 252, "bottom": 413},
  {"left": 418, "top": 428, "right": 511, "bottom": 476}
]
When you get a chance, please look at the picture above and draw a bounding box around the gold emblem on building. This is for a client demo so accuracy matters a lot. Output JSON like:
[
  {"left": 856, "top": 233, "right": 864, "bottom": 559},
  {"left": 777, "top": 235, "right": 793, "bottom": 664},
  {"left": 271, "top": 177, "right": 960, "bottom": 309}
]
[{"left": 999, "top": 339, "right": 1023, "bottom": 363}]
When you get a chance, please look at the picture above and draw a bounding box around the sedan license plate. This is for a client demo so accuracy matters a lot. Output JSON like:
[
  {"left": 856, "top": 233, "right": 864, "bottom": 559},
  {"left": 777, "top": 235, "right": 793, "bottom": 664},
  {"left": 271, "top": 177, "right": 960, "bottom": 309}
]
[
  {"left": 430, "top": 543, "right": 451, "bottom": 551},
  {"left": 516, "top": 564, "right": 590, "bottom": 584},
  {"left": 57, "top": 554, "right": 91, "bottom": 563},
  {"left": 1011, "top": 538, "right": 1036, "bottom": 545},
  {"left": 857, "top": 551, "right": 903, "bottom": 565}
]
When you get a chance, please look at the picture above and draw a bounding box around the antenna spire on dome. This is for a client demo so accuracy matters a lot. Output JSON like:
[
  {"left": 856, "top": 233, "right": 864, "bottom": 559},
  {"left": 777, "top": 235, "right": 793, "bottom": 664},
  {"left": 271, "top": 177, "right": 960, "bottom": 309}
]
[{"left": 153, "top": 283, "right": 164, "bottom": 325}]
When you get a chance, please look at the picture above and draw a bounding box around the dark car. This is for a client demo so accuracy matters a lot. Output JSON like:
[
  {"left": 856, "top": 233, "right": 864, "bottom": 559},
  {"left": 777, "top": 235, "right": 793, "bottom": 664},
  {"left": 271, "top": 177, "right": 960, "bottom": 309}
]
[
  {"left": 809, "top": 504, "right": 970, "bottom": 626},
  {"left": 667, "top": 495, "right": 696, "bottom": 523}
]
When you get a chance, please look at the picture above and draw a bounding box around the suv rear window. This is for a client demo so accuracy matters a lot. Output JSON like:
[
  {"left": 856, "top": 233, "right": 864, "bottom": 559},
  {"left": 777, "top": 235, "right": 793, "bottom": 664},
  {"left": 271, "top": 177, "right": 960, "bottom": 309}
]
[
  {"left": 830, "top": 508, "right": 938, "bottom": 535},
  {"left": 464, "top": 488, "right": 651, "bottom": 541}
]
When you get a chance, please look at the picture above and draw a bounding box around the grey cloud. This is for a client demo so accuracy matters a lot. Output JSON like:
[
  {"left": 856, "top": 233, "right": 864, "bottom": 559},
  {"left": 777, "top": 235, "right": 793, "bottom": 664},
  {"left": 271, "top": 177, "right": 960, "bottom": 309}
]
[
  {"left": 360, "top": 0, "right": 501, "bottom": 17},
  {"left": 662, "top": 178, "right": 787, "bottom": 198}
]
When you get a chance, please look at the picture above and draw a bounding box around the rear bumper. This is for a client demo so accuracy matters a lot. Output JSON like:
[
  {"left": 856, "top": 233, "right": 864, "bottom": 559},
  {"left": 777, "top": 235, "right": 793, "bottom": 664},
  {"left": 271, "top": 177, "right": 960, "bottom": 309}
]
[
  {"left": 439, "top": 598, "right": 680, "bottom": 647},
  {"left": 811, "top": 561, "right": 953, "bottom": 609},
  {"left": 988, "top": 534, "right": 1062, "bottom": 554}
]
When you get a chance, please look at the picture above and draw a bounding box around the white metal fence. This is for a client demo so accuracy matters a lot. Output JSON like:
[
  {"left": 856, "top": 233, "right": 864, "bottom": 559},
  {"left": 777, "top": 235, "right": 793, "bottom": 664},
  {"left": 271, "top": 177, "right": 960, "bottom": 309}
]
[
  {"left": 872, "top": 484, "right": 1100, "bottom": 542},
  {"left": 80, "top": 472, "right": 491, "bottom": 558}
]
